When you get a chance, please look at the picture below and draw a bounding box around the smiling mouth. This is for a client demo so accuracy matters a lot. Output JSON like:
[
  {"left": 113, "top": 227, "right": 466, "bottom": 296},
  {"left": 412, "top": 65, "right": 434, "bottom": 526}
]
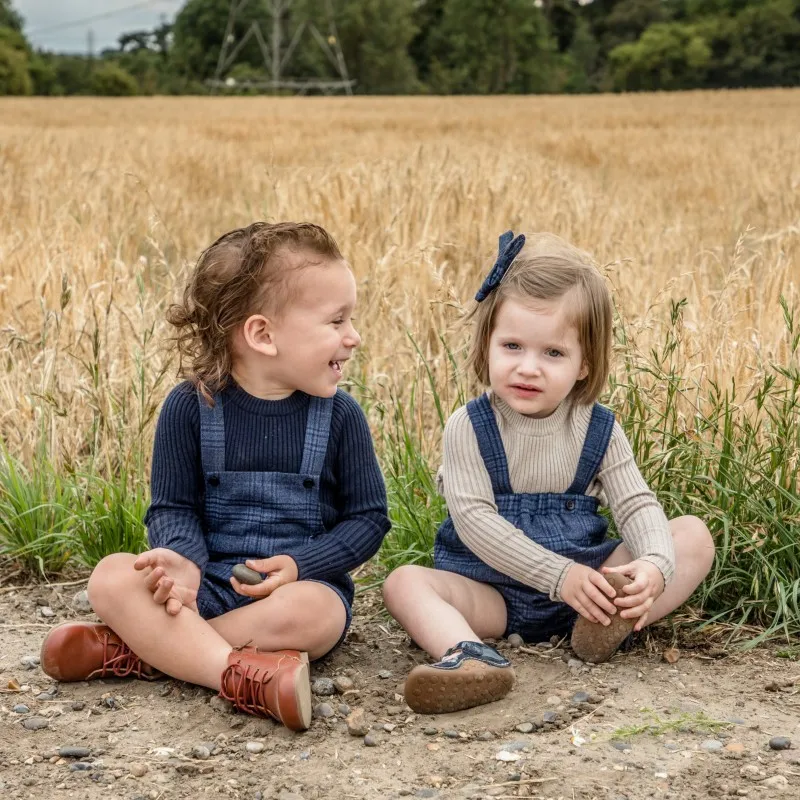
[
  {"left": 511, "top": 384, "right": 542, "bottom": 394},
  {"left": 329, "top": 360, "right": 344, "bottom": 376}
]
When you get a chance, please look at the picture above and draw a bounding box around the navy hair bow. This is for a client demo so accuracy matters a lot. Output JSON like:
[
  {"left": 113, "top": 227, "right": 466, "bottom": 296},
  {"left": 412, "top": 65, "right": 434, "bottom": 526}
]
[{"left": 474, "top": 230, "right": 526, "bottom": 302}]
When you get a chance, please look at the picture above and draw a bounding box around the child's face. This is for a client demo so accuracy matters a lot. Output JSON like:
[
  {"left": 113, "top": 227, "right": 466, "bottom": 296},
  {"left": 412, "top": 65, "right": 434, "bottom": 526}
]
[
  {"left": 249, "top": 256, "right": 361, "bottom": 398},
  {"left": 487, "top": 294, "right": 588, "bottom": 418}
]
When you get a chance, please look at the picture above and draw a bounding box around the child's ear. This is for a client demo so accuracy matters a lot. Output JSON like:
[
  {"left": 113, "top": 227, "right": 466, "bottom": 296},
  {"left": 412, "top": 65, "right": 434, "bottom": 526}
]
[
  {"left": 242, "top": 314, "right": 278, "bottom": 357},
  {"left": 578, "top": 362, "right": 589, "bottom": 381}
]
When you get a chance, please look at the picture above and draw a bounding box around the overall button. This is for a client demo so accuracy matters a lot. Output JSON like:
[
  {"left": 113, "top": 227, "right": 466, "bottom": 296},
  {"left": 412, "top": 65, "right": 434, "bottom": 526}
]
[
  {"left": 303, "top": 478, "right": 315, "bottom": 489},
  {"left": 208, "top": 475, "right": 220, "bottom": 487},
  {"left": 565, "top": 500, "right": 575, "bottom": 511}
]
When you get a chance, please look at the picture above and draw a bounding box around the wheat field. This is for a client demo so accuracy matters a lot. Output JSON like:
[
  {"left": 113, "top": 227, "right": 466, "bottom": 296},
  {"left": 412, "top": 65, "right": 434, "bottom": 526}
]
[{"left": 0, "top": 91, "right": 798, "bottom": 471}]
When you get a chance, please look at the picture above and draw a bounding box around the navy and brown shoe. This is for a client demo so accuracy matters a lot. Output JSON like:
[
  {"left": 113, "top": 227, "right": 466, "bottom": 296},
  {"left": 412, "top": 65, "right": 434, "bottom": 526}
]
[{"left": 404, "top": 640, "right": 515, "bottom": 714}]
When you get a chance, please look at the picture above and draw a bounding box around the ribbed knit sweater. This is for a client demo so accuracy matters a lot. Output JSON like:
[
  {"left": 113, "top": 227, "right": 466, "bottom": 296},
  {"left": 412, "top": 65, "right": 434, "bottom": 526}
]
[
  {"left": 144, "top": 381, "right": 391, "bottom": 581},
  {"left": 438, "top": 393, "right": 675, "bottom": 600}
]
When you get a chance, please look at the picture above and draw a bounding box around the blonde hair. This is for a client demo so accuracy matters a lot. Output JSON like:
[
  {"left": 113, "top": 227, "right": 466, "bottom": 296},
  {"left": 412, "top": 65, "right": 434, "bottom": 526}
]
[
  {"left": 167, "top": 221, "right": 344, "bottom": 402},
  {"left": 467, "top": 232, "right": 612, "bottom": 406}
]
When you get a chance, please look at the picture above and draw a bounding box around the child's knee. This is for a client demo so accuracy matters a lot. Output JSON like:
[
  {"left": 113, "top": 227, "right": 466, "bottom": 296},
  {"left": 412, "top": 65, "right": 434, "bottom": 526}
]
[
  {"left": 87, "top": 553, "right": 139, "bottom": 612},
  {"left": 676, "top": 515, "right": 715, "bottom": 569},
  {"left": 382, "top": 564, "right": 428, "bottom": 609}
]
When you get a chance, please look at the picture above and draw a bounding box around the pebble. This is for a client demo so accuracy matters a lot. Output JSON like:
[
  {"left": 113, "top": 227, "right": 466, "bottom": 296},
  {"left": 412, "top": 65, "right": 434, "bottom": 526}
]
[
  {"left": 424, "top": 727, "right": 438, "bottom": 736},
  {"left": 337, "top": 703, "right": 351, "bottom": 716},
  {"left": 313, "top": 702, "right": 334, "bottom": 719},
  {"left": 571, "top": 691, "right": 590, "bottom": 704},
  {"left": 13, "top": 704, "right": 29, "bottom": 714},
  {"left": 701, "top": 740, "right": 723, "bottom": 753},
  {"left": 384, "top": 723, "right": 396, "bottom": 732},
  {"left": 515, "top": 723, "right": 534, "bottom": 734},
  {"left": 499, "top": 741, "right": 528, "bottom": 753},
  {"left": 232, "top": 564, "right": 262, "bottom": 585},
  {"left": 444, "top": 729, "right": 460, "bottom": 739},
  {"left": 346, "top": 708, "right": 370, "bottom": 737},
  {"left": 129, "top": 764, "right": 148, "bottom": 778},
  {"left": 763, "top": 775, "right": 788, "bottom": 790},
  {"left": 363, "top": 733, "right": 379, "bottom": 747},
  {"left": 191, "top": 746, "right": 211, "bottom": 759},
  {"left": 542, "top": 711, "right": 559, "bottom": 724},
  {"left": 69, "top": 762, "right": 92, "bottom": 772},
  {"left": 245, "top": 742, "right": 265, "bottom": 754},
  {"left": 725, "top": 742, "right": 745, "bottom": 754},
  {"left": 39, "top": 606, "right": 55, "bottom": 618},
  {"left": 71, "top": 701, "right": 85, "bottom": 712},
  {"left": 312, "top": 678, "right": 336, "bottom": 696},
  {"left": 333, "top": 676, "right": 354, "bottom": 693},
  {"left": 58, "top": 747, "right": 92, "bottom": 758},
  {"left": 611, "top": 740, "right": 632, "bottom": 752},
  {"left": 72, "top": 590, "right": 93, "bottom": 613},
  {"left": 546, "top": 695, "right": 561, "bottom": 706},
  {"left": 769, "top": 737, "right": 792, "bottom": 751},
  {"left": 21, "top": 655, "right": 40, "bottom": 669},
  {"left": 567, "top": 658, "right": 583, "bottom": 669},
  {"left": 507, "top": 633, "right": 524, "bottom": 648},
  {"left": 22, "top": 716, "right": 49, "bottom": 731},
  {"left": 377, "top": 670, "right": 392, "bottom": 679},
  {"left": 476, "top": 731, "right": 494, "bottom": 741}
]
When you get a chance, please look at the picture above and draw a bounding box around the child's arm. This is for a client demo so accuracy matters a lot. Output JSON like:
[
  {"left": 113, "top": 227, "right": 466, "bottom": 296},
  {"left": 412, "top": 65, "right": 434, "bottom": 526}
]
[
  {"left": 142, "top": 385, "right": 209, "bottom": 607},
  {"left": 238, "top": 392, "right": 390, "bottom": 598},
  {"left": 442, "top": 408, "right": 616, "bottom": 624},
  {"left": 597, "top": 421, "right": 676, "bottom": 628}
]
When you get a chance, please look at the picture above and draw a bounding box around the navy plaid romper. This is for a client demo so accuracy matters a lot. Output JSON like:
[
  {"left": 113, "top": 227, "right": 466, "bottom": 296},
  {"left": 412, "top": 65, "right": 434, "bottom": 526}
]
[
  {"left": 194, "top": 391, "right": 353, "bottom": 637},
  {"left": 434, "top": 393, "right": 621, "bottom": 642}
]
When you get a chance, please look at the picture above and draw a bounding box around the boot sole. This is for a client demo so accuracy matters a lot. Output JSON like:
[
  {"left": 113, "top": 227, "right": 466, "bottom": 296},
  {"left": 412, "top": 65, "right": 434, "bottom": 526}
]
[
  {"left": 277, "top": 652, "right": 312, "bottom": 731},
  {"left": 404, "top": 664, "right": 514, "bottom": 714}
]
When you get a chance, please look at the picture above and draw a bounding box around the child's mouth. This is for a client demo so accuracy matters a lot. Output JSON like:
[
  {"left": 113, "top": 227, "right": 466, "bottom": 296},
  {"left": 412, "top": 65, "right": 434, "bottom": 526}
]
[{"left": 329, "top": 360, "right": 343, "bottom": 378}]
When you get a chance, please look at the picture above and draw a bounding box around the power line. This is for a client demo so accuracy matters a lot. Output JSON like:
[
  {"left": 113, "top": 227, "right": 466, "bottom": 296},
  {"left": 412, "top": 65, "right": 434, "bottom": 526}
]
[{"left": 27, "top": 1, "right": 175, "bottom": 36}]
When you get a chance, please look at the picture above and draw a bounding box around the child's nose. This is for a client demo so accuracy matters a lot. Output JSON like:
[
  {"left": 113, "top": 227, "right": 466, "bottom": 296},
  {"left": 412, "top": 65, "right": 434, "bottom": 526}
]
[{"left": 345, "top": 323, "right": 361, "bottom": 348}]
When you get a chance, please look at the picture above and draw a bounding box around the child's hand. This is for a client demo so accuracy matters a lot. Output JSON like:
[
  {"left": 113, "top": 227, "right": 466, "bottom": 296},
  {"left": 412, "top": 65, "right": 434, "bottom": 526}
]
[
  {"left": 230, "top": 555, "right": 299, "bottom": 599},
  {"left": 134, "top": 548, "right": 201, "bottom": 616},
  {"left": 601, "top": 560, "right": 665, "bottom": 631},
  {"left": 560, "top": 563, "right": 619, "bottom": 626}
]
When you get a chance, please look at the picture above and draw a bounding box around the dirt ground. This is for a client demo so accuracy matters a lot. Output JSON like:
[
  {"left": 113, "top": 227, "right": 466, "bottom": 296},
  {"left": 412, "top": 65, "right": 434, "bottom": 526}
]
[{"left": 1, "top": 576, "right": 798, "bottom": 800}]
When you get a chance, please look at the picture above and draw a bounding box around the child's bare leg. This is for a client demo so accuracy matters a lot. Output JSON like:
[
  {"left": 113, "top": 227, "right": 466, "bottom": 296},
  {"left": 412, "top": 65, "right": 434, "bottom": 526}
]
[
  {"left": 382, "top": 565, "right": 506, "bottom": 659},
  {"left": 603, "top": 514, "right": 714, "bottom": 625},
  {"left": 207, "top": 581, "right": 347, "bottom": 661},
  {"left": 88, "top": 554, "right": 230, "bottom": 690}
]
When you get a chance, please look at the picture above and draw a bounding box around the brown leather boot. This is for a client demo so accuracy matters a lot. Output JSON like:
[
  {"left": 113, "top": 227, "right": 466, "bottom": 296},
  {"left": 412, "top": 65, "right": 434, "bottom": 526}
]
[
  {"left": 40, "top": 621, "right": 163, "bottom": 682},
  {"left": 219, "top": 647, "right": 311, "bottom": 731}
]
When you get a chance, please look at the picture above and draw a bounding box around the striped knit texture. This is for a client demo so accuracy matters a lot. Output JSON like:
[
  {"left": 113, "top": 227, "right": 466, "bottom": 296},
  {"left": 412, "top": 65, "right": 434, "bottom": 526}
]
[{"left": 438, "top": 392, "right": 675, "bottom": 600}]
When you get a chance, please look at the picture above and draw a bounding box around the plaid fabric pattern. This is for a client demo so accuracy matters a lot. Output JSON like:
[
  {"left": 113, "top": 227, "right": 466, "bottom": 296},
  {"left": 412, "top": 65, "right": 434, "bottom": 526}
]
[
  {"left": 435, "top": 393, "right": 620, "bottom": 642},
  {"left": 194, "top": 392, "right": 353, "bottom": 623}
]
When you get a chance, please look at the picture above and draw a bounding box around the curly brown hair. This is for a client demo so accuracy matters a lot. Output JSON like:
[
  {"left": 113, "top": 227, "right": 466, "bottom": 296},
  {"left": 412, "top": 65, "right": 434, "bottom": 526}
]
[
  {"left": 467, "top": 232, "right": 613, "bottom": 406},
  {"left": 167, "top": 221, "right": 344, "bottom": 402}
]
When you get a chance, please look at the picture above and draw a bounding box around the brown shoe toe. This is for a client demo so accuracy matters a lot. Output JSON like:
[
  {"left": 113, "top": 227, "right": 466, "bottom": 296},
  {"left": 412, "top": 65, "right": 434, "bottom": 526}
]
[{"left": 40, "top": 621, "right": 160, "bottom": 682}]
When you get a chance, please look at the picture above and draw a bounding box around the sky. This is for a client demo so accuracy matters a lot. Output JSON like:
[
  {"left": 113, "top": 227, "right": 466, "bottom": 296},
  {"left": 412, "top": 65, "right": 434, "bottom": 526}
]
[{"left": 16, "top": 1, "right": 186, "bottom": 54}]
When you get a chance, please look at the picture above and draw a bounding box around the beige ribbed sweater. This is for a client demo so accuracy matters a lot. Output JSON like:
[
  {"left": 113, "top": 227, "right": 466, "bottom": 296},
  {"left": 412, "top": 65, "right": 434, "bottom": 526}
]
[{"left": 437, "top": 393, "right": 675, "bottom": 601}]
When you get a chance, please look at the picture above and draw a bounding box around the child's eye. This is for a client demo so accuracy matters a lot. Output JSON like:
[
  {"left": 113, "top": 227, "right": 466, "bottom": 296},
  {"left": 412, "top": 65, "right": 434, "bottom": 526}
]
[
  {"left": 503, "top": 342, "right": 521, "bottom": 351},
  {"left": 546, "top": 348, "right": 563, "bottom": 358},
  {"left": 332, "top": 318, "right": 344, "bottom": 326}
]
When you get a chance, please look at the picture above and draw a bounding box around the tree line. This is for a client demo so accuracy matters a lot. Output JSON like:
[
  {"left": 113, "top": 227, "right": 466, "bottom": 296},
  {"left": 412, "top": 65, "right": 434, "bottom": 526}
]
[{"left": 1, "top": 0, "right": 799, "bottom": 96}]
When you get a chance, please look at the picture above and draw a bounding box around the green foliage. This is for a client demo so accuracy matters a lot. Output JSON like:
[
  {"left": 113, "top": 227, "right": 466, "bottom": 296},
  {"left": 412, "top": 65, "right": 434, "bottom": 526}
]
[
  {"left": 0, "top": 39, "right": 31, "bottom": 95},
  {"left": 90, "top": 62, "right": 139, "bottom": 96},
  {"left": 0, "top": 0, "right": 22, "bottom": 32}
]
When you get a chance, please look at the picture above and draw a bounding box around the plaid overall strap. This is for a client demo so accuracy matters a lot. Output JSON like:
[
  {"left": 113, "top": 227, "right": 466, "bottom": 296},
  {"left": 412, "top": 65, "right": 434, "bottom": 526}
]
[
  {"left": 198, "top": 392, "right": 226, "bottom": 474},
  {"left": 465, "top": 393, "right": 513, "bottom": 496},
  {"left": 565, "top": 403, "right": 615, "bottom": 495},
  {"left": 299, "top": 396, "right": 334, "bottom": 477}
]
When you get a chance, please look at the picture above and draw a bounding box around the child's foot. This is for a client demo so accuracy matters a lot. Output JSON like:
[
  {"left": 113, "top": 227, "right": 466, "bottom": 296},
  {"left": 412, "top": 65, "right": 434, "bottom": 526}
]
[
  {"left": 404, "top": 641, "right": 515, "bottom": 714},
  {"left": 570, "top": 572, "right": 636, "bottom": 663},
  {"left": 220, "top": 647, "right": 312, "bottom": 731},
  {"left": 40, "top": 621, "right": 163, "bottom": 681}
]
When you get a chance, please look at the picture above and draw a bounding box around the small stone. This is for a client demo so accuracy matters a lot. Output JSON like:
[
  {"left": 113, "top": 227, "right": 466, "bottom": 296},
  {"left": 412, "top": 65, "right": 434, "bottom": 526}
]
[
  {"left": 515, "top": 723, "right": 534, "bottom": 734},
  {"left": 337, "top": 703, "right": 351, "bottom": 716},
  {"left": 377, "top": 670, "right": 392, "bottom": 679},
  {"left": 444, "top": 729, "right": 460, "bottom": 738},
  {"left": 129, "top": 764, "right": 148, "bottom": 778},
  {"left": 245, "top": 742, "right": 265, "bottom": 754},
  {"left": 701, "top": 740, "right": 723, "bottom": 753},
  {"left": 546, "top": 695, "right": 561, "bottom": 706},
  {"left": 571, "top": 691, "right": 590, "bottom": 704},
  {"left": 567, "top": 658, "right": 583, "bottom": 669},
  {"left": 346, "top": 708, "right": 370, "bottom": 737},
  {"left": 476, "top": 731, "right": 494, "bottom": 741},
  {"left": 725, "top": 742, "right": 745, "bottom": 754},
  {"left": 363, "top": 733, "right": 379, "bottom": 747},
  {"left": 499, "top": 741, "right": 528, "bottom": 753},
  {"left": 542, "top": 711, "right": 558, "bottom": 724},
  {"left": 21, "top": 655, "right": 40, "bottom": 670},
  {"left": 383, "top": 723, "right": 396, "bottom": 732},
  {"left": 769, "top": 737, "right": 792, "bottom": 751},
  {"left": 58, "top": 747, "right": 92, "bottom": 759},
  {"left": 13, "top": 704, "right": 29, "bottom": 714},
  {"left": 333, "top": 676, "right": 354, "bottom": 693},
  {"left": 71, "top": 701, "right": 85, "bottom": 712},
  {"left": 22, "top": 716, "right": 49, "bottom": 731},
  {"left": 69, "top": 762, "right": 92, "bottom": 772},
  {"left": 39, "top": 606, "right": 55, "bottom": 618},
  {"left": 763, "top": 775, "right": 788, "bottom": 790},
  {"left": 72, "top": 590, "right": 92, "bottom": 613},
  {"left": 423, "top": 727, "right": 438, "bottom": 736},
  {"left": 507, "top": 633, "right": 524, "bottom": 648},
  {"left": 611, "top": 740, "right": 632, "bottom": 752},
  {"left": 36, "top": 691, "right": 55, "bottom": 701},
  {"left": 191, "top": 746, "right": 211, "bottom": 759},
  {"left": 232, "top": 564, "right": 262, "bottom": 585},
  {"left": 311, "top": 678, "right": 336, "bottom": 696}
]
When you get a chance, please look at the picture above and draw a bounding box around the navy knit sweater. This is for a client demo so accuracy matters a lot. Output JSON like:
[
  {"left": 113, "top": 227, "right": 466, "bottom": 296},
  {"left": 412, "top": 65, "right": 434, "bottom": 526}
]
[{"left": 144, "top": 381, "right": 391, "bottom": 581}]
